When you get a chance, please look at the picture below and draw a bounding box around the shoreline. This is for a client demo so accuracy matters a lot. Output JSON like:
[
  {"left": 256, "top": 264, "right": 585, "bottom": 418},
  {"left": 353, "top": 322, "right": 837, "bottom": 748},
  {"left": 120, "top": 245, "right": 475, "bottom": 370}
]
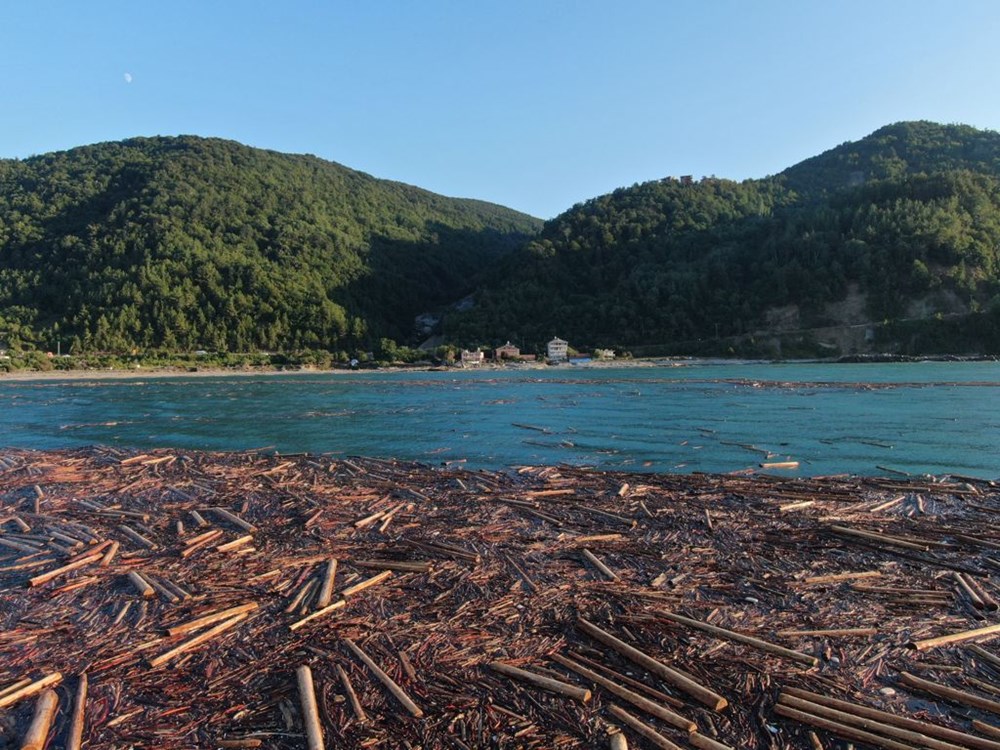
[{"left": 1, "top": 353, "right": 998, "bottom": 383}]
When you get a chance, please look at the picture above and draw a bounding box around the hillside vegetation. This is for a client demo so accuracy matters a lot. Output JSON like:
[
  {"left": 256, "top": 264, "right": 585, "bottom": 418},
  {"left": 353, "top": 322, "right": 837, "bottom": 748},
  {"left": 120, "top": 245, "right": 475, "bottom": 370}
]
[
  {"left": 447, "top": 121, "right": 1000, "bottom": 356},
  {"left": 0, "top": 136, "right": 540, "bottom": 355}
]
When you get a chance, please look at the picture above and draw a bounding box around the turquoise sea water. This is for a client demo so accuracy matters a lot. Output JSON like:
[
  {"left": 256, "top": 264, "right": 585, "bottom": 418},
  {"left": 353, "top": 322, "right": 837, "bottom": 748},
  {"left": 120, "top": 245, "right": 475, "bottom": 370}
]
[{"left": 1, "top": 361, "right": 998, "bottom": 477}]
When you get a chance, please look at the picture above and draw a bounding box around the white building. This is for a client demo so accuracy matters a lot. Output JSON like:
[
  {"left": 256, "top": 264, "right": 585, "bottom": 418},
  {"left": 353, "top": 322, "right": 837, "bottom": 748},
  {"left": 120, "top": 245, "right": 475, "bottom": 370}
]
[
  {"left": 546, "top": 337, "right": 569, "bottom": 362},
  {"left": 460, "top": 349, "right": 484, "bottom": 366}
]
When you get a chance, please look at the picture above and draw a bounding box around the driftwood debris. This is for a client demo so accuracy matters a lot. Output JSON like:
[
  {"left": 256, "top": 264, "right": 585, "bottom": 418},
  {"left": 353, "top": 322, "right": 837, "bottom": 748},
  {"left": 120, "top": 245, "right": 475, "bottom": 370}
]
[{"left": 2, "top": 447, "right": 1000, "bottom": 748}]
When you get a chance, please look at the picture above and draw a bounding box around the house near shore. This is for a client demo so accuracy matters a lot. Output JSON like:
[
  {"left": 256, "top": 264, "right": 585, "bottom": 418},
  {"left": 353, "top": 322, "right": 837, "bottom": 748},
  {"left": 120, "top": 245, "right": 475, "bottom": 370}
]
[
  {"left": 594, "top": 348, "right": 615, "bottom": 361},
  {"left": 494, "top": 341, "right": 520, "bottom": 360},
  {"left": 460, "top": 349, "right": 484, "bottom": 366},
  {"left": 546, "top": 337, "right": 569, "bottom": 362}
]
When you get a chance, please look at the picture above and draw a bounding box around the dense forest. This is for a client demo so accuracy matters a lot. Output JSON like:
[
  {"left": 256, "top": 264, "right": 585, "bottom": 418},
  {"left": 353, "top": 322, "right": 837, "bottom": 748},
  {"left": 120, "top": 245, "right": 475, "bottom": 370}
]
[
  {"left": 0, "top": 136, "right": 540, "bottom": 355},
  {"left": 446, "top": 121, "right": 1000, "bottom": 355},
  {"left": 3, "top": 121, "right": 1000, "bottom": 360}
]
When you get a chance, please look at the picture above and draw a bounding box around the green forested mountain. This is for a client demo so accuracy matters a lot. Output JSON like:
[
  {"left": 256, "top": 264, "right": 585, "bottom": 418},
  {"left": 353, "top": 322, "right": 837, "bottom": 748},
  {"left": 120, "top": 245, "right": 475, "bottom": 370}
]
[
  {"left": 0, "top": 136, "right": 540, "bottom": 353},
  {"left": 447, "top": 121, "right": 1000, "bottom": 355}
]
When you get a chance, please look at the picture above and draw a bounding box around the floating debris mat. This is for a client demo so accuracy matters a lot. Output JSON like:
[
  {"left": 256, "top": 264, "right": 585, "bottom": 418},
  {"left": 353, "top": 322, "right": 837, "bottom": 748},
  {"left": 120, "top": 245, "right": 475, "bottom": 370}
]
[{"left": 0, "top": 447, "right": 999, "bottom": 748}]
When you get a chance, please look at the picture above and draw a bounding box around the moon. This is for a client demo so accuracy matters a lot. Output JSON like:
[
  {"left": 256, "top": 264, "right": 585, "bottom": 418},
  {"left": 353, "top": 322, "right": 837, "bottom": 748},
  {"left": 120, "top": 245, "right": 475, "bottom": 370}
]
[{"left": 124, "top": 73, "right": 133, "bottom": 84}]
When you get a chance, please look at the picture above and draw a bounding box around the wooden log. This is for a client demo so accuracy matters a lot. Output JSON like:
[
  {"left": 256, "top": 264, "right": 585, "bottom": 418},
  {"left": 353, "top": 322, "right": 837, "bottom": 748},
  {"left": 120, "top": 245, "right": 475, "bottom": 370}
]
[
  {"left": 21, "top": 689, "right": 59, "bottom": 750},
  {"left": 148, "top": 613, "right": 248, "bottom": 668},
  {"left": 289, "top": 600, "right": 346, "bottom": 632},
  {"left": 119, "top": 524, "right": 156, "bottom": 549},
  {"left": 344, "top": 638, "right": 423, "bottom": 717},
  {"left": 315, "top": 559, "right": 337, "bottom": 608},
  {"left": 899, "top": 670, "right": 1000, "bottom": 715},
  {"left": 490, "top": 661, "right": 592, "bottom": 704},
  {"left": 774, "top": 702, "right": 919, "bottom": 750},
  {"left": 189, "top": 510, "right": 208, "bottom": 527},
  {"left": 141, "top": 573, "right": 180, "bottom": 603},
  {"left": 582, "top": 548, "right": 620, "bottom": 581},
  {"left": 65, "top": 673, "right": 88, "bottom": 750},
  {"left": 128, "top": 570, "right": 155, "bottom": 598},
  {"left": 216, "top": 739, "right": 263, "bottom": 748},
  {"left": 28, "top": 551, "right": 104, "bottom": 587},
  {"left": 565, "top": 650, "right": 685, "bottom": 708},
  {"left": 551, "top": 653, "right": 693, "bottom": 729},
  {"left": 962, "top": 574, "right": 1000, "bottom": 611},
  {"left": 353, "top": 559, "right": 431, "bottom": 573},
  {"left": 968, "top": 644, "right": 1000, "bottom": 672},
  {"left": 100, "top": 541, "right": 119, "bottom": 566},
  {"left": 576, "top": 617, "right": 727, "bottom": 711},
  {"left": 167, "top": 602, "right": 259, "bottom": 637},
  {"left": 179, "top": 529, "right": 224, "bottom": 558},
  {"left": 829, "top": 525, "right": 928, "bottom": 551},
  {"left": 216, "top": 535, "right": 254, "bottom": 553},
  {"left": 782, "top": 686, "right": 1000, "bottom": 750},
  {"left": 0, "top": 673, "right": 62, "bottom": 710},
  {"left": 955, "top": 572, "right": 986, "bottom": 608},
  {"left": 803, "top": 570, "right": 881, "bottom": 585},
  {"left": 183, "top": 528, "right": 223, "bottom": 547},
  {"left": 973, "top": 720, "right": 1000, "bottom": 740},
  {"left": 657, "top": 610, "right": 819, "bottom": 666},
  {"left": 779, "top": 692, "right": 973, "bottom": 750},
  {"left": 336, "top": 663, "right": 367, "bottom": 723},
  {"left": 689, "top": 733, "right": 735, "bottom": 750},
  {"left": 909, "top": 622, "right": 1000, "bottom": 651},
  {"left": 776, "top": 627, "right": 877, "bottom": 638},
  {"left": 341, "top": 570, "right": 393, "bottom": 597},
  {"left": 209, "top": 507, "right": 255, "bottom": 532},
  {"left": 606, "top": 704, "right": 684, "bottom": 750},
  {"left": 296, "top": 665, "right": 325, "bottom": 750},
  {"left": 0, "top": 678, "right": 32, "bottom": 701}
]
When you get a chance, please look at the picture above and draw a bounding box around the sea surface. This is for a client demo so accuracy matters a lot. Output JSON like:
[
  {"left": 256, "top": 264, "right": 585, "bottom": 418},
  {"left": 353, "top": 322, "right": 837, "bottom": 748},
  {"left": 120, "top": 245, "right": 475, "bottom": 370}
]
[{"left": 1, "top": 361, "right": 998, "bottom": 478}]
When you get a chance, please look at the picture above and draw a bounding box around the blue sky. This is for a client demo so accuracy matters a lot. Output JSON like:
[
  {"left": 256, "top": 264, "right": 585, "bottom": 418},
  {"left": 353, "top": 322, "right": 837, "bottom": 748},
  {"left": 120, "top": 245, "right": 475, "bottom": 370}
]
[{"left": 2, "top": 1, "right": 998, "bottom": 218}]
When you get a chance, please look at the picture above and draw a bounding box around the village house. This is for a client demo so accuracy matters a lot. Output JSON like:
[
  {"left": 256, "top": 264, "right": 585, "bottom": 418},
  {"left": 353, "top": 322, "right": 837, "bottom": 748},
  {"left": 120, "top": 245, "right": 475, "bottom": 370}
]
[
  {"left": 494, "top": 341, "right": 520, "bottom": 360},
  {"left": 460, "top": 349, "right": 484, "bottom": 366},
  {"left": 546, "top": 337, "right": 569, "bottom": 362},
  {"left": 594, "top": 348, "right": 615, "bottom": 361}
]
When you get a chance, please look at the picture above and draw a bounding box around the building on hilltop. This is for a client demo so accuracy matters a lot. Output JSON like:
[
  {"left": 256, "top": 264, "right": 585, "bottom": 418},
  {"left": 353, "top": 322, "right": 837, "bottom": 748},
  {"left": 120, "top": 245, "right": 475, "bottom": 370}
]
[
  {"left": 494, "top": 341, "right": 520, "bottom": 360},
  {"left": 546, "top": 337, "right": 569, "bottom": 362}
]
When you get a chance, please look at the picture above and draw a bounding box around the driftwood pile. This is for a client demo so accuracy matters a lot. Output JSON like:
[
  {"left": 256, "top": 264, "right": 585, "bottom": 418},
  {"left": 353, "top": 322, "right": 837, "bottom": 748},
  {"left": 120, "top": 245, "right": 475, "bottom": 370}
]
[{"left": 0, "top": 447, "right": 999, "bottom": 749}]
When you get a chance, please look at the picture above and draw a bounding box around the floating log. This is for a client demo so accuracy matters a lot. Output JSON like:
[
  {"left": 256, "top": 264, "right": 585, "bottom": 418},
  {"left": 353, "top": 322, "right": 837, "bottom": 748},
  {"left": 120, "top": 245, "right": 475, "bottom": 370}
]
[
  {"left": 341, "top": 570, "right": 392, "bottom": 597},
  {"left": 209, "top": 507, "right": 255, "bottom": 532},
  {"left": 582, "top": 548, "right": 620, "bottom": 581},
  {"left": 148, "top": 613, "right": 249, "bottom": 668},
  {"left": 899, "top": 670, "right": 1000, "bottom": 715},
  {"left": 576, "top": 617, "right": 727, "bottom": 711},
  {"left": 336, "top": 663, "right": 367, "bottom": 723},
  {"left": 550, "top": 653, "right": 693, "bottom": 729},
  {"left": 782, "top": 686, "right": 1000, "bottom": 750},
  {"left": 689, "top": 734, "right": 735, "bottom": 750},
  {"left": 656, "top": 610, "right": 819, "bottom": 666},
  {"left": 344, "top": 638, "right": 423, "bottom": 718},
  {"left": 606, "top": 704, "right": 684, "bottom": 750},
  {"left": 119, "top": 524, "right": 156, "bottom": 549},
  {"left": 296, "top": 665, "right": 325, "bottom": 750},
  {"left": 909, "top": 622, "right": 1000, "bottom": 651},
  {"left": 490, "top": 661, "right": 592, "bottom": 704},
  {"left": 0, "top": 673, "right": 62, "bottom": 710},
  {"left": 776, "top": 627, "right": 877, "bottom": 638},
  {"left": 774, "top": 702, "right": 917, "bottom": 750},
  {"left": 315, "top": 558, "right": 337, "bottom": 608},
  {"left": 65, "top": 673, "right": 88, "bottom": 750},
  {"left": 28, "top": 551, "right": 103, "bottom": 587},
  {"left": 216, "top": 534, "right": 254, "bottom": 553},
  {"left": 166, "top": 602, "right": 260, "bottom": 637},
  {"left": 127, "top": 570, "right": 155, "bottom": 598},
  {"left": 21, "top": 689, "right": 59, "bottom": 750},
  {"left": 289, "top": 600, "right": 346, "bottom": 632}
]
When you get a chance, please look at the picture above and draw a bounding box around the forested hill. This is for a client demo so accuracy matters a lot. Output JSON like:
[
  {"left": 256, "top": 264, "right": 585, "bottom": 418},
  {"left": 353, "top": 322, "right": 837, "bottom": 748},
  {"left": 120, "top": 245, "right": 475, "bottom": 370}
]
[
  {"left": 447, "top": 121, "right": 1000, "bottom": 356},
  {"left": 0, "top": 136, "right": 541, "bottom": 353}
]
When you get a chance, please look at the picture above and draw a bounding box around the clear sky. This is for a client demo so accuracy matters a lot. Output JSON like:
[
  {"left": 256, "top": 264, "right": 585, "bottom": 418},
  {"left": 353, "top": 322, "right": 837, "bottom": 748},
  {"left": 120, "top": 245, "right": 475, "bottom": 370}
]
[{"left": 2, "top": 1, "right": 998, "bottom": 219}]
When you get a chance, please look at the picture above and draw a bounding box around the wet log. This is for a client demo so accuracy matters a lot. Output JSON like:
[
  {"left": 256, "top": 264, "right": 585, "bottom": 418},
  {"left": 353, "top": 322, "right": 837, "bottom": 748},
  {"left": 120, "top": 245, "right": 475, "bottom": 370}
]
[
  {"left": 336, "top": 663, "right": 367, "bottom": 723},
  {"left": 899, "top": 670, "right": 1000, "bottom": 715},
  {"left": 774, "top": 702, "right": 918, "bottom": 750},
  {"left": 28, "top": 551, "right": 103, "bottom": 587},
  {"left": 782, "top": 686, "right": 1000, "bottom": 750},
  {"left": 606, "top": 704, "right": 684, "bottom": 750},
  {"left": 315, "top": 559, "right": 337, "bottom": 608},
  {"left": 576, "top": 617, "right": 727, "bottom": 711},
  {"left": 909, "top": 622, "right": 1000, "bottom": 651},
  {"left": 490, "top": 661, "right": 592, "bottom": 704},
  {"left": 289, "top": 600, "right": 346, "bottom": 632},
  {"left": 550, "top": 653, "right": 693, "bottom": 730},
  {"left": 21, "top": 689, "right": 59, "bottom": 750},
  {"left": 0, "top": 673, "right": 62, "bottom": 710},
  {"left": 344, "top": 638, "right": 423, "bottom": 718},
  {"left": 657, "top": 610, "right": 819, "bottom": 666},
  {"left": 166, "top": 602, "right": 259, "bottom": 637},
  {"left": 209, "top": 507, "right": 255, "bottom": 532},
  {"left": 581, "top": 548, "right": 620, "bottom": 581},
  {"left": 296, "top": 665, "right": 325, "bottom": 750},
  {"left": 341, "top": 570, "right": 392, "bottom": 597},
  {"left": 127, "top": 570, "right": 155, "bottom": 598},
  {"left": 689, "top": 733, "right": 735, "bottom": 750},
  {"left": 148, "top": 613, "right": 249, "bottom": 668},
  {"left": 65, "top": 673, "right": 88, "bottom": 750}
]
